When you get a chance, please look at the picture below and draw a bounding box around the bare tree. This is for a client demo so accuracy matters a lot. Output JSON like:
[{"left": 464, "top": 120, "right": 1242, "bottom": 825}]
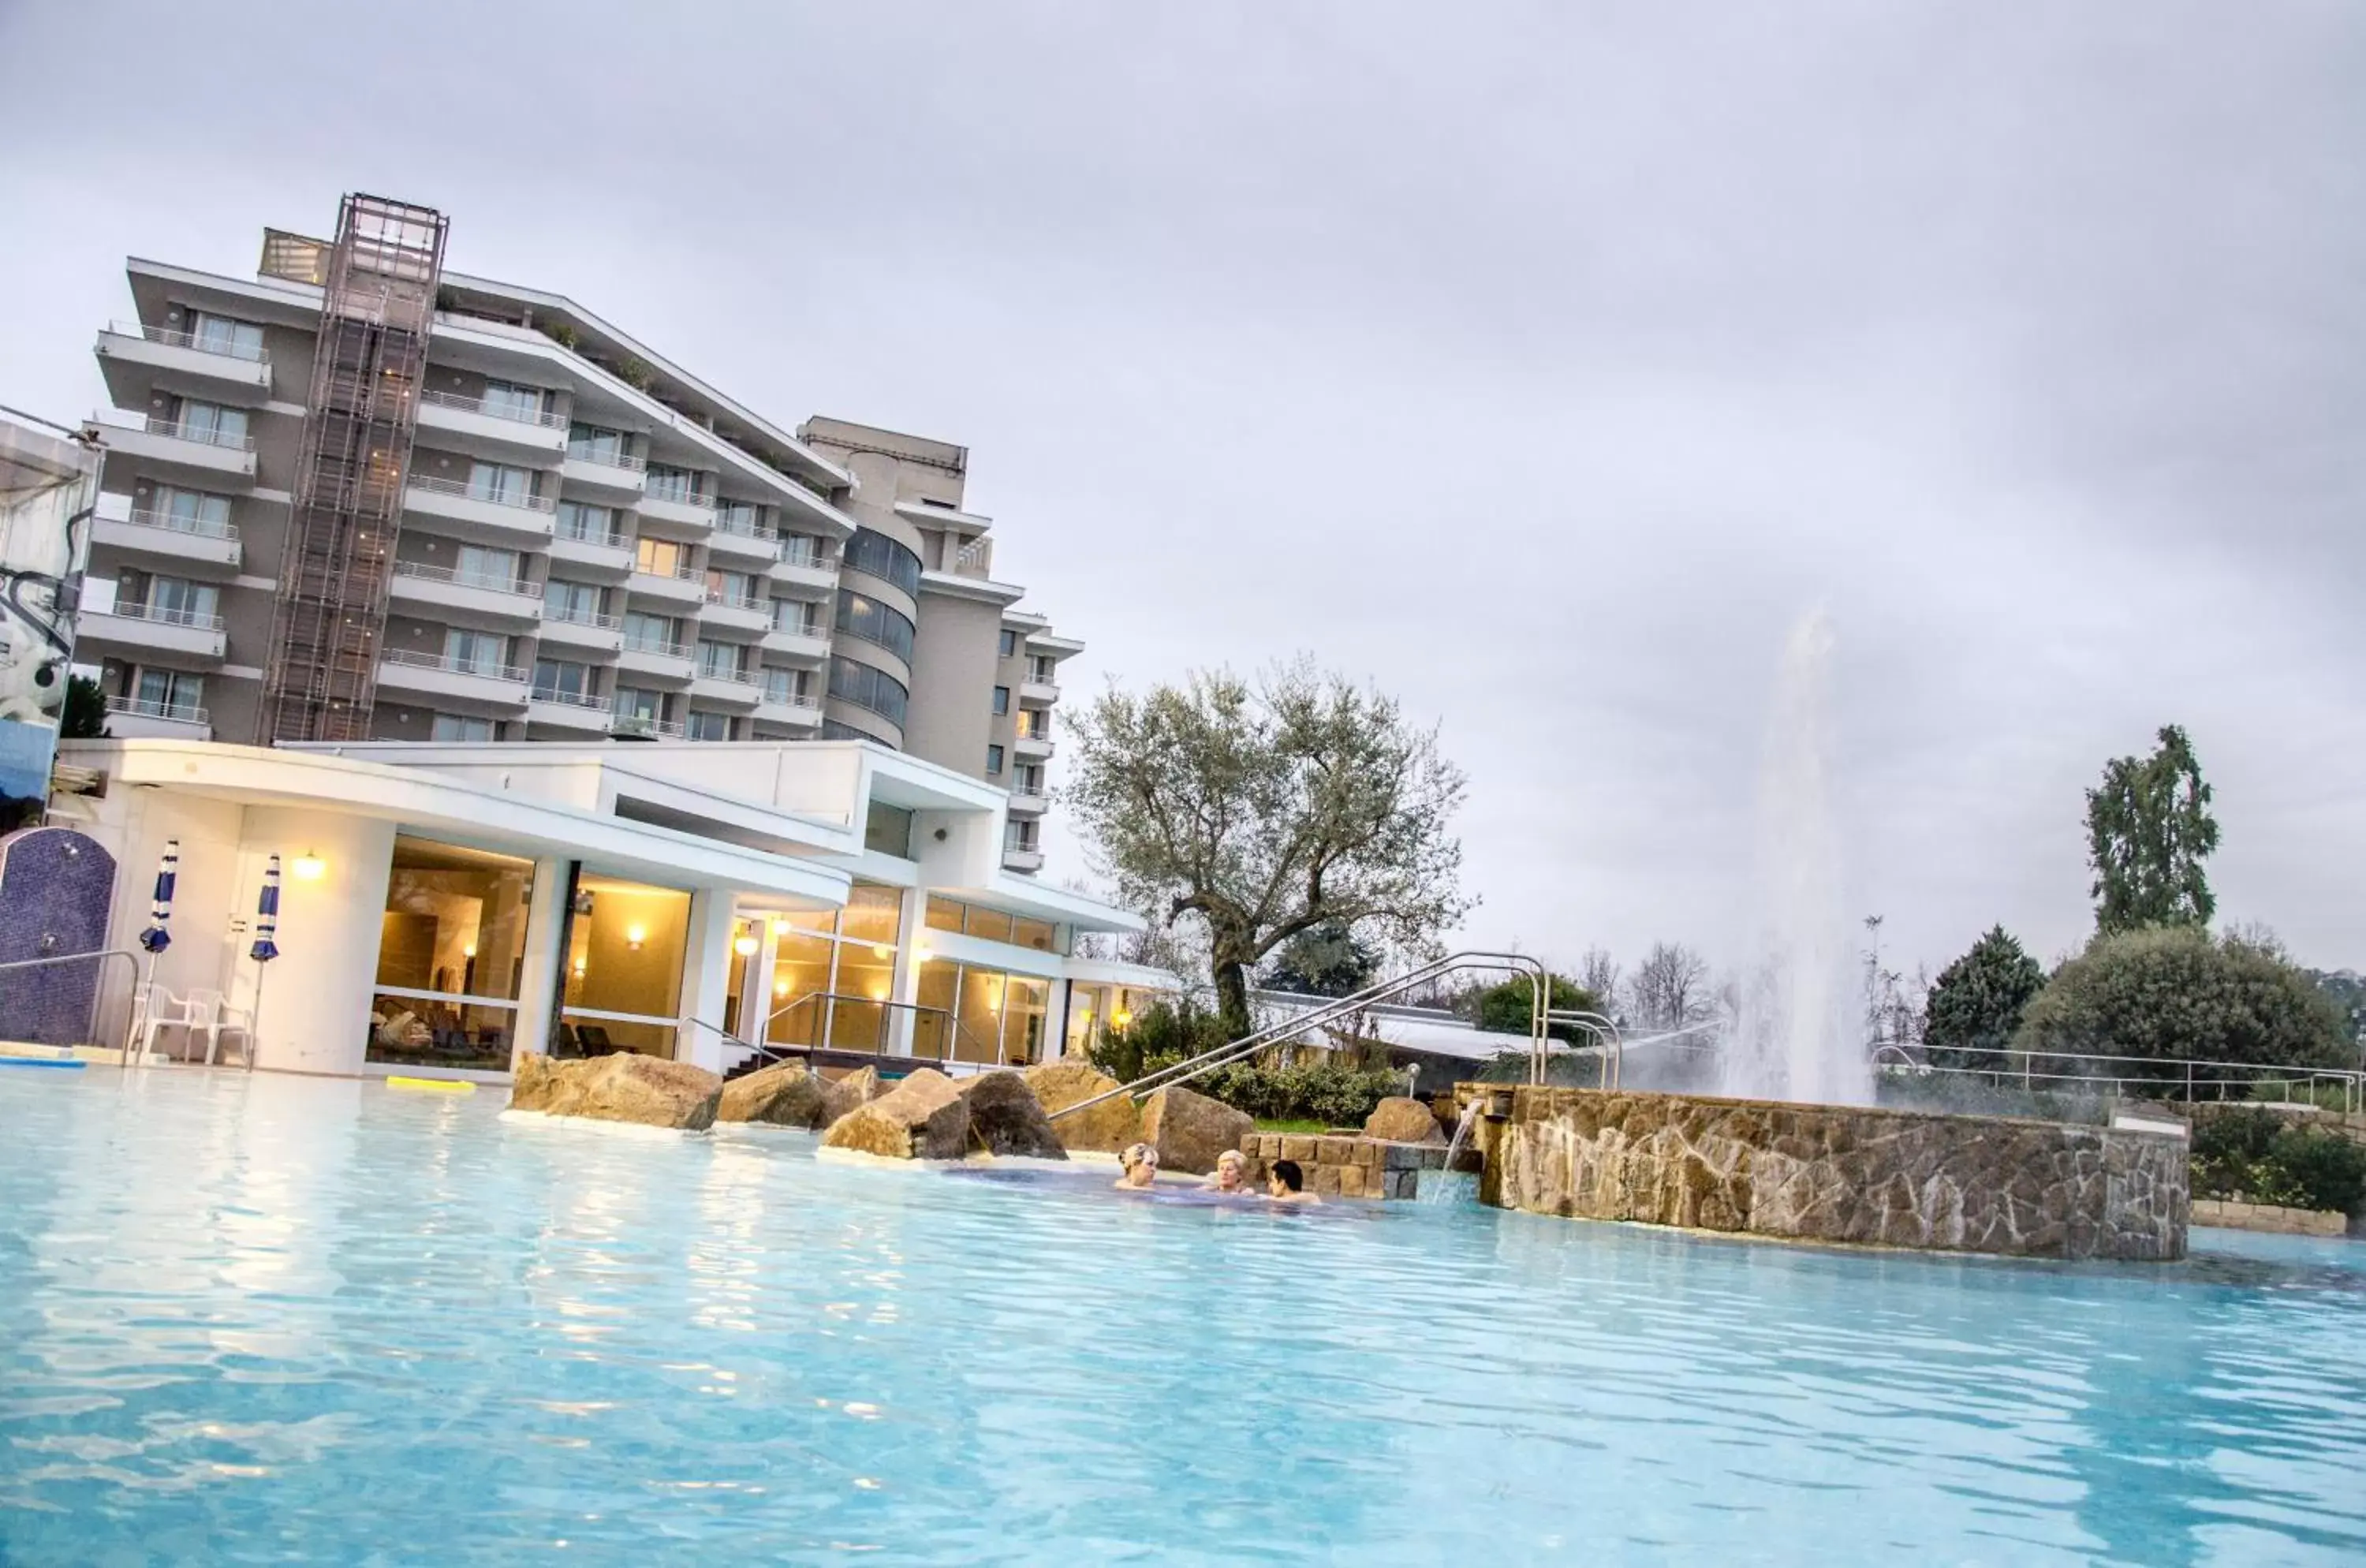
[
  {"left": 1627, "top": 941, "right": 1712, "bottom": 1032},
  {"left": 1577, "top": 946, "right": 1621, "bottom": 1010}
]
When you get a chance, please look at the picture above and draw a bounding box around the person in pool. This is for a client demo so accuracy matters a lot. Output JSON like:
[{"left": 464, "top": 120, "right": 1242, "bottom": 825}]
[
  {"left": 1115, "top": 1143, "right": 1159, "bottom": 1189},
  {"left": 1201, "top": 1149, "right": 1250, "bottom": 1194},
  {"left": 1265, "top": 1159, "right": 1321, "bottom": 1205}
]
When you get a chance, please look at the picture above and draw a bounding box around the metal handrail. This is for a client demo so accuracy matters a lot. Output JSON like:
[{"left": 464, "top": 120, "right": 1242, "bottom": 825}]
[
  {"left": 0, "top": 950, "right": 144, "bottom": 1066},
  {"left": 642, "top": 480, "right": 714, "bottom": 510},
  {"left": 711, "top": 510, "right": 776, "bottom": 542},
  {"left": 631, "top": 559, "right": 702, "bottom": 584},
  {"left": 543, "top": 602, "right": 623, "bottom": 630},
  {"left": 391, "top": 558, "right": 539, "bottom": 598},
  {"left": 1875, "top": 1047, "right": 2366, "bottom": 1115},
  {"left": 1050, "top": 950, "right": 1553, "bottom": 1120},
  {"left": 408, "top": 472, "right": 558, "bottom": 513},
  {"left": 105, "top": 694, "right": 209, "bottom": 725},
  {"left": 104, "top": 599, "right": 225, "bottom": 632},
  {"left": 420, "top": 386, "right": 568, "bottom": 430},
  {"left": 554, "top": 519, "right": 632, "bottom": 550},
  {"left": 106, "top": 320, "right": 269, "bottom": 364},
  {"left": 1547, "top": 1009, "right": 1625, "bottom": 1090},
  {"left": 382, "top": 647, "right": 530, "bottom": 682},
  {"left": 528, "top": 685, "right": 608, "bottom": 711},
  {"left": 620, "top": 637, "right": 694, "bottom": 662},
  {"left": 113, "top": 506, "right": 237, "bottom": 541},
  {"left": 565, "top": 442, "right": 647, "bottom": 472},
  {"left": 703, "top": 587, "right": 768, "bottom": 612}
]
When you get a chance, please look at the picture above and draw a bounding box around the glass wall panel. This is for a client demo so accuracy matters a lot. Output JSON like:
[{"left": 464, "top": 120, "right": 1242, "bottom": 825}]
[
  {"left": 1002, "top": 976, "right": 1050, "bottom": 1066},
  {"left": 1011, "top": 917, "right": 1057, "bottom": 954},
  {"left": 963, "top": 906, "right": 1013, "bottom": 945},
  {"left": 767, "top": 928, "right": 835, "bottom": 1047},
  {"left": 840, "top": 883, "right": 902, "bottom": 948},
  {"left": 368, "top": 836, "right": 536, "bottom": 1070},
  {"left": 913, "top": 959, "right": 957, "bottom": 1062},
  {"left": 953, "top": 967, "right": 1004, "bottom": 1064},
  {"left": 924, "top": 897, "right": 964, "bottom": 934},
  {"left": 562, "top": 875, "right": 691, "bottom": 1056}
]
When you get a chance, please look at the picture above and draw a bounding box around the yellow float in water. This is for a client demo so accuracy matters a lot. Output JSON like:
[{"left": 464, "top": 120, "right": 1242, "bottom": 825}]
[{"left": 386, "top": 1077, "right": 475, "bottom": 1093}]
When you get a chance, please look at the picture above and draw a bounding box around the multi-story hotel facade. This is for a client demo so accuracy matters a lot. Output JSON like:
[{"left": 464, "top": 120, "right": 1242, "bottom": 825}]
[{"left": 77, "top": 193, "right": 1075, "bottom": 876}]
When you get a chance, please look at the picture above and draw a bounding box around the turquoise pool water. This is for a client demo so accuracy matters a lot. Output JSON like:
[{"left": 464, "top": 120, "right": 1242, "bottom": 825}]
[{"left": 2, "top": 1073, "right": 2361, "bottom": 1566}]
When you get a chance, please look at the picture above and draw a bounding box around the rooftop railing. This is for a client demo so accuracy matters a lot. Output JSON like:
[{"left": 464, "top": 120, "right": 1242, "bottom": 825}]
[{"left": 108, "top": 321, "right": 269, "bottom": 364}]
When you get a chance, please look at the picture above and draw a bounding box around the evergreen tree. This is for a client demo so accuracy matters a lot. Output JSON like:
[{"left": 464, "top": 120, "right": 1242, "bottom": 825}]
[
  {"left": 1923, "top": 925, "right": 2045, "bottom": 1072},
  {"left": 2085, "top": 724, "right": 2219, "bottom": 933}
]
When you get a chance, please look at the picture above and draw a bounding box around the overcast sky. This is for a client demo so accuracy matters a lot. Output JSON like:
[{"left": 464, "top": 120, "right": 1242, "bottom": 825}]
[{"left": 3, "top": 1, "right": 2359, "bottom": 982}]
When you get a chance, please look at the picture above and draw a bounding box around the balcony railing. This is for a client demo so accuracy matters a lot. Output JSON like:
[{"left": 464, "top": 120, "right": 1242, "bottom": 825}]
[
  {"left": 140, "top": 414, "right": 254, "bottom": 453},
  {"left": 643, "top": 478, "right": 713, "bottom": 510},
  {"left": 114, "top": 506, "right": 237, "bottom": 542},
  {"left": 633, "top": 558, "right": 701, "bottom": 582},
  {"left": 704, "top": 587, "right": 767, "bottom": 613},
  {"left": 712, "top": 510, "right": 776, "bottom": 543},
  {"left": 529, "top": 685, "right": 609, "bottom": 711},
  {"left": 775, "top": 543, "right": 836, "bottom": 570},
  {"left": 554, "top": 517, "right": 631, "bottom": 549},
  {"left": 759, "top": 688, "right": 819, "bottom": 711},
  {"left": 106, "top": 693, "right": 209, "bottom": 725},
  {"left": 769, "top": 618, "right": 827, "bottom": 640},
  {"left": 420, "top": 387, "right": 568, "bottom": 430},
  {"left": 110, "top": 321, "right": 269, "bottom": 365},
  {"left": 610, "top": 709, "right": 686, "bottom": 737},
  {"left": 565, "top": 442, "right": 647, "bottom": 472},
  {"left": 392, "top": 559, "right": 539, "bottom": 598},
  {"left": 696, "top": 663, "right": 761, "bottom": 686},
  {"left": 105, "top": 599, "right": 225, "bottom": 632},
  {"left": 543, "top": 601, "right": 622, "bottom": 631},
  {"left": 621, "top": 637, "right": 695, "bottom": 661},
  {"left": 409, "top": 473, "right": 557, "bottom": 513},
  {"left": 383, "top": 648, "right": 529, "bottom": 683}
]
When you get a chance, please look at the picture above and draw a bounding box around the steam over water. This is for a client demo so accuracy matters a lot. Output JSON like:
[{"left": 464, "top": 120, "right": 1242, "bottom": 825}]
[{"left": 1721, "top": 609, "right": 1872, "bottom": 1106}]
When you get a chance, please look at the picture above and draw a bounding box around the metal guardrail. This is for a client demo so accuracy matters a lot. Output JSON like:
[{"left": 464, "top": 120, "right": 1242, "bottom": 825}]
[
  {"left": 1872, "top": 1045, "right": 2366, "bottom": 1115},
  {"left": 108, "top": 320, "right": 270, "bottom": 364},
  {"left": 113, "top": 506, "right": 237, "bottom": 542},
  {"left": 105, "top": 694, "right": 209, "bottom": 726},
  {"left": 103, "top": 599, "right": 226, "bottom": 632},
  {"left": 566, "top": 443, "right": 648, "bottom": 472},
  {"left": 420, "top": 386, "right": 568, "bottom": 430},
  {"left": 0, "top": 950, "right": 144, "bottom": 1064},
  {"left": 407, "top": 472, "right": 558, "bottom": 513}
]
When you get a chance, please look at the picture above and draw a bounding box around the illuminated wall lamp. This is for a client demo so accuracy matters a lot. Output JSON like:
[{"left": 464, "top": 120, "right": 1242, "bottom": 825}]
[
  {"left": 733, "top": 933, "right": 759, "bottom": 958},
  {"left": 625, "top": 924, "right": 647, "bottom": 951},
  {"left": 291, "top": 850, "right": 327, "bottom": 881}
]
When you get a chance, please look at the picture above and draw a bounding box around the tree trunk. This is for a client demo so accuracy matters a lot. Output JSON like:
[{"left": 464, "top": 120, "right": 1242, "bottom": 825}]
[{"left": 1212, "top": 955, "right": 1254, "bottom": 1043}]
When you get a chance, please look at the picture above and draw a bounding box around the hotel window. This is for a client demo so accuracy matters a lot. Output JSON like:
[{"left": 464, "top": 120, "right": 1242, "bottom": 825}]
[
  {"left": 913, "top": 961, "right": 1050, "bottom": 1066},
  {"left": 760, "top": 666, "right": 811, "bottom": 706},
  {"left": 467, "top": 461, "right": 532, "bottom": 505},
  {"left": 1029, "top": 656, "right": 1057, "bottom": 683},
  {"left": 778, "top": 532, "right": 824, "bottom": 568},
  {"left": 762, "top": 883, "right": 905, "bottom": 1055},
  {"left": 442, "top": 628, "right": 509, "bottom": 675},
  {"left": 636, "top": 536, "right": 687, "bottom": 578},
  {"left": 985, "top": 744, "right": 1004, "bottom": 776},
  {"left": 455, "top": 543, "right": 518, "bottom": 591},
  {"left": 827, "top": 656, "right": 908, "bottom": 726},
  {"left": 174, "top": 400, "right": 248, "bottom": 446},
  {"left": 998, "top": 629, "right": 1017, "bottom": 658},
  {"left": 556, "top": 501, "right": 616, "bottom": 544},
  {"left": 696, "top": 641, "right": 744, "bottom": 680},
  {"left": 563, "top": 874, "right": 693, "bottom": 1058},
  {"left": 567, "top": 423, "right": 625, "bottom": 464},
  {"left": 771, "top": 598, "right": 820, "bottom": 635},
  {"left": 707, "top": 568, "right": 759, "bottom": 607},
  {"left": 715, "top": 499, "right": 762, "bottom": 533},
  {"left": 533, "top": 659, "right": 593, "bottom": 701},
  {"left": 834, "top": 589, "right": 916, "bottom": 662},
  {"left": 842, "top": 527, "right": 922, "bottom": 595},
  {"left": 992, "top": 686, "right": 1009, "bottom": 715},
  {"left": 864, "top": 802, "right": 913, "bottom": 857},
  {"left": 1017, "top": 709, "right": 1050, "bottom": 740},
  {"left": 369, "top": 835, "right": 537, "bottom": 1071},
  {"left": 685, "top": 710, "right": 733, "bottom": 741},
  {"left": 132, "top": 667, "right": 204, "bottom": 718},
  {"left": 1013, "top": 764, "right": 1043, "bottom": 794},
  {"left": 482, "top": 379, "right": 548, "bottom": 422},
  {"left": 1004, "top": 819, "right": 1039, "bottom": 853},
  {"left": 133, "top": 573, "right": 218, "bottom": 625},
  {"left": 431, "top": 713, "right": 495, "bottom": 742},
  {"left": 646, "top": 465, "right": 703, "bottom": 506},
  {"left": 622, "top": 612, "right": 680, "bottom": 654},
  {"left": 188, "top": 312, "right": 265, "bottom": 360},
  {"left": 545, "top": 578, "right": 603, "bottom": 624},
  {"left": 819, "top": 719, "right": 870, "bottom": 741},
  {"left": 614, "top": 685, "right": 662, "bottom": 722},
  {"left": 150, "top": 487, "right": 232, "bottom": 536}
]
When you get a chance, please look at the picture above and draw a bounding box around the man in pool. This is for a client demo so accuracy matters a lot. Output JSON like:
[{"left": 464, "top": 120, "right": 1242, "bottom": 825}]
[
  {"left": 1201, "top": 1149, "right": 1249, "bottom": 1194},
  {"left": 1115, "top": 1142, "right": 1159, "bottom": 1189},
  {"left": 1265, "top": 1159, "right": 1320, "bottom": 1204}
]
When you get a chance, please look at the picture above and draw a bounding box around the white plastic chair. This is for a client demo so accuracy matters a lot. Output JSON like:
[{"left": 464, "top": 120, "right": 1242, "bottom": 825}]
[{"left": 138, "top": 987, "right": 232, "bottom": 1065}]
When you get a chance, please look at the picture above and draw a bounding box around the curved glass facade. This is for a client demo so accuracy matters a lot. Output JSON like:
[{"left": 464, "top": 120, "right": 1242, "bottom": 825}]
[
  {"left": 834, "top": 588, "right": 916, "bottom": 663},
  {"left": 827, "top": 655, "right": 909, "bottom": 726},
  {"left": 842, "top": 528, "right": 922, "bottom": 596}
]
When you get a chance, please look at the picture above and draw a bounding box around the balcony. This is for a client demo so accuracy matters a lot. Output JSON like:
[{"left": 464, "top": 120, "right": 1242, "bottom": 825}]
[
  {"left": 1002, "top": 846, "right": 1046, "bottom": 875},
  {"left": 706, "top": 513, "right": 778, "bottom": 566},
  {"left": 548, "top": 520, "right": 635, "bottom": 577},
  {"left": 95, "top": 322, "right": 272, "bottom": 407},
  {"left": 77, "top": 600, "right": 227, "bottom": 665},
  {"left": 610, "top": 708, "right": 686, "bottom": 741},
  {"left": 103, "top": 693, "right": 212, "bottom": 741},
  {"left": 525, "top": 687, "right": 613, "bottom": 734},
  {"left": 759, "top": 623, "right": 830, "bottom": 661},
  {"left": 614, "top": 639, "right": 696, "bottom": 685},
  {"left": 92, "top": 413, "right": 256, "bottom": 486},
  {"left": 403, "top": 473, "right": 556, "bottom": 546},
  {"left": 689, "top": 668, "right": 763, "bottom": 709},
  {"left": 752, "top": 693, "right": 823, "bottom": 730},
  {"left": 636, "top": 483, "right": 715, "bottom": 534},
  {"left": 415, "top": 388, "right": 569, "bottom": 459},
  {"left": 389, "top": 560, "right": 544, "bottom": 629},
  {"left": 1013, "top": 730, "right": 1054, "bottom": 760},
  {"left": 90, "top": 506, "right": 241, "bottom": 573},
  {"left": 699, "top": 588, "right": 771, "bottom": 638},
  {"left": 1006, "top": 790, "right": 1050, "bottom": 816},
  {"left": 537, "top": 604, "right": 625, "bottom": 655},
  {"left": 560, "top": 444, "right": 647, "bottom": 499},
  {"left": 625, "top": 562, "right": 705, "bottom": 607},
  {"left": 375, "top": 648, "right": 531, "bottom": 710},
  {"left": 1019, "top": 678, "right": 1061, "bottom": 707},
  {"left": 766, "top": 547, "right": 838, "bottom": 593}
]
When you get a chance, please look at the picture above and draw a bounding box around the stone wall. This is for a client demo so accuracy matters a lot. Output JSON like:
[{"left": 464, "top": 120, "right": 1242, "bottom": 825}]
[
  {"left": 1477, "top": 1085, "right": 2188, "bottom": 1260},
  {"left": 1237, "top": 1132, "right": 1475, "bottom": 1200},
  {"left": 2192, "top": 1198, "right": 2349, "bottom": 1238}
]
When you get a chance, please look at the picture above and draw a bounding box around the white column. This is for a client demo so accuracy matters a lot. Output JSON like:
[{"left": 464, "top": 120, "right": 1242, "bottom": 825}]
[
  {"left": 886, "top": 884, "right": 925, "bottom": 1057},
  {"left": 234, "top": 807, "right": 396, "bottom": 1077},
  {"left": 508, "top": 856, "right": 571, "bottom": 1069},
  {"left": 677, "top": 887, "right": 737, "bottom": 1072},
  {"left": 748, "top": 913, "right": 781, "bottom": 1047}
]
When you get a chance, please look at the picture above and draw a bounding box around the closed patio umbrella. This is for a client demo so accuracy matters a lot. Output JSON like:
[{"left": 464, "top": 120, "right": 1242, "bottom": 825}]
[
  {"left": 139, "top": 839, "right": 178, "bottom": 954},
  {"left": 244, "top": 854, "right": 280, "bottom": 1073}
]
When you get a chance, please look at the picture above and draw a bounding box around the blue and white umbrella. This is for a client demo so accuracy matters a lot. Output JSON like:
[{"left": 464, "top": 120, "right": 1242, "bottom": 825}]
[
  {"left": 249, "top": 855, "right": 281, "bottom": 962},
  {"left": 138, "top": 839, "right": 179, "bottom": 953}
]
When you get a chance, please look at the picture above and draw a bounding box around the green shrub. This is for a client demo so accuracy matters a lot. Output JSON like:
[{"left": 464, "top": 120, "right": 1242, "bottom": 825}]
[
  {"left": 2189, "top": 1107, "right": 2366, "bottom": 1213},
  {"left": 2266, "top": 1126, "right": 2366, "bottom": 1214},
  {"left": 1467, "top": 976, "right": 1602, "bottom": 1045}
]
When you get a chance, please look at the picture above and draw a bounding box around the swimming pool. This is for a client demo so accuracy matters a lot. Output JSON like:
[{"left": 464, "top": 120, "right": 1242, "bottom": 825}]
[{"left": 2, "top": 1072, "right": 2360, "bottom": 1565}]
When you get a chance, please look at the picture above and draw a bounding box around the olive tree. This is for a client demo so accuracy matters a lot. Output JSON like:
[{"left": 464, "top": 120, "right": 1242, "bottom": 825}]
[{"left": 1067, "top": 659, "right": 1472, "bottom": 1039}]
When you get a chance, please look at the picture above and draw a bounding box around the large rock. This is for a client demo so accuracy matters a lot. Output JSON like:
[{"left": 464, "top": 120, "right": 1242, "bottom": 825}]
[
  {"left": 1024, "top": 1062, "right": 1144, "bottom": 1154},
  {"left": 1140, "top": 1084, "right": 1256, "bottom": 1175},
  {"left": 509, "top": 1051, "right": 722, "bottom": 1131},
  {"left": 718, "top": 1062, "right": 883, "bottom": 1128},
  {"left": 1364, "top": 1096, "right": 1446, "bottom": 1144},
  {"left": 957, "top": 1071, "right": 1069, "bottom": 1159},
  {"left": 823, "top": 1067, "right": 969, "bottom": 1159}
]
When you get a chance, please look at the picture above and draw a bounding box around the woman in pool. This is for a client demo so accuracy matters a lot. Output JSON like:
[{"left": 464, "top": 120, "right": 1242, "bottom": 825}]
[
  {"left": 1202, "top": 1149, "right": 1250, "bottom": 1195},
  {"left": 1114, "top": 1143, "right": 1159, "bottom": 1189}
]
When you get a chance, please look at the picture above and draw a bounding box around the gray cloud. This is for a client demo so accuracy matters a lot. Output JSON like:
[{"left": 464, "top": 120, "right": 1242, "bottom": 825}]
[{"left": 2, "top": 0, "right": 2359, "bottom": 979}]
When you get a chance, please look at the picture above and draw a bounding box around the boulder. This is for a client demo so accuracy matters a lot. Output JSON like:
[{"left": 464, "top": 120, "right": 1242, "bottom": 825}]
[
  {"left": 1364, "top": 1096, "right": 1446, "bottom": 1144},
  {"left": 1024, "top": 1061, "right": 1144, "bottom": 1154},
  {"left": 717, "top": 1061, "right": 886, "bottom": 1128},
  {"left": 1140, "top": 1084, "right": 1256, "bottom": 1175},
  {"left": 509, "top": 1051, "right": 722, "bottom": 1131},
  {"left": 957, "top": 1071, "right": 1069, "bottom": 1159},
  {"left": 822, "top": 1067, "right": 969, "bottom": 1159}
]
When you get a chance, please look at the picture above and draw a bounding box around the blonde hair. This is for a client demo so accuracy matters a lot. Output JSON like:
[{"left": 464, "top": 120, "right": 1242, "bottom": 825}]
[
  {"left": 1121, "top": 1142, "right": 1158, "bottom": 1170},
  {"left": 1215, "top": 1149, "right": 1245, "bottom": 1170}
]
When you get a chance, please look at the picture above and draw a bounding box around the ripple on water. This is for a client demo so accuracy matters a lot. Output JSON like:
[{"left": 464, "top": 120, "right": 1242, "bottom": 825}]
[{"left": 0, "top": 1072, "right": 2361, "bottom": 1566}]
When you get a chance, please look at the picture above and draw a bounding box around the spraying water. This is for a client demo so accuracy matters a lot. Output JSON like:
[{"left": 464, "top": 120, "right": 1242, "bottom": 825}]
[{"left": 1720, "top": 609, "right": 1870, "bottom": 1107}]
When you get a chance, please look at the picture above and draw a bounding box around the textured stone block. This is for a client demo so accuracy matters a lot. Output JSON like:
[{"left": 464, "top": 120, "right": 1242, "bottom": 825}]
[
  {"left": 1312, "top": 1163, "right": 1342, "bottom": 1196},
  {"left": 1315, "top": 1137, "right": 1354, "bottom": 1166},
  {"left": 1281, "top": 1136, "right": 1316, "bottom": 1163},
  {"left": 1339, "top": 1164, "right": 1368, "bottom": 1198}
]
